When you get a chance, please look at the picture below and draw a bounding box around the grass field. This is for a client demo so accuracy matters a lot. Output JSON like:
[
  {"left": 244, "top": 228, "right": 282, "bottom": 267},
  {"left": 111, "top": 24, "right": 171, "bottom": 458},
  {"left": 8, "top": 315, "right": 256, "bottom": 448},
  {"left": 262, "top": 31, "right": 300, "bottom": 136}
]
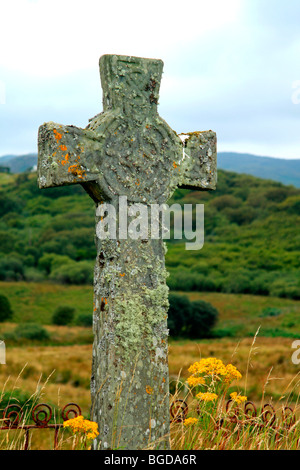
[
  {"left": 0, "top": 281, "right": 299, "bottom": 337},
  {"left": 0, "top": 281, "right": 299, "bottom": 449},
  {"left": 1, "top": 335, "right": 299, "bottom": 407}
]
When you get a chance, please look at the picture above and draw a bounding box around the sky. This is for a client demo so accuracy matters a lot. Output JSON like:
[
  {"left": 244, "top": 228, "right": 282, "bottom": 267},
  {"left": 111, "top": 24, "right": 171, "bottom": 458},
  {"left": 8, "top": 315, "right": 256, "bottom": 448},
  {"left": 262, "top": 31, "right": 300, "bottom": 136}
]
[{"left": 1, "top": 0, "right": 300, "bottom": 159}]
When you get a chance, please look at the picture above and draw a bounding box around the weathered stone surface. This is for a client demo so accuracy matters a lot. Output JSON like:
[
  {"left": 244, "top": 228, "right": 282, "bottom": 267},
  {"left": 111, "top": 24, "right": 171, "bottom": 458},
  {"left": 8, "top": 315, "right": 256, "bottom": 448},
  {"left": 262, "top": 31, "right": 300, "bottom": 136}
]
[{"left": 37, "top": 54, "right": 217, "bottom": 450}]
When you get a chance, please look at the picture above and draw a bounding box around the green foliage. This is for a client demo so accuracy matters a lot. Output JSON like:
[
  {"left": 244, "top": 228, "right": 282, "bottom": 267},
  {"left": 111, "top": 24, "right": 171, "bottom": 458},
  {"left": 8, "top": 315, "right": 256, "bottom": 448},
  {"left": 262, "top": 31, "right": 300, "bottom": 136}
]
[
  {"left": 52, "top": 305, "right": 75, "bottom": 325},
  {"left": 0, "top": 389, "right": 36, "bottom": 414},
  {"left": 49, "top": 261, "right": 93, "bottom": 285},
  {"left": 0, "top": 170, "right": 299, "bottom": 298},
  {"left": 0, "top": 256, "right": 25, "bottom": 281},
  {"left": 168, "top": 293, "right": 191, "bottom": 337},
  {"left": 11, "top": 323, "right": 50, "bottom": 341},
  {"left": 168, "top": 293, "right": 219, "bottom": 339},
  {"left": 260, "top": 307, "right": 282, "bottom": 318},
  {"left": 0, "top": 293, "right": 13, "bottom": 322},
  {"left": 186, "top": 300, "right": 219, "bottom": 339},
  {"left": 76, "top": 314, "right": 93, "bottom": 327}
]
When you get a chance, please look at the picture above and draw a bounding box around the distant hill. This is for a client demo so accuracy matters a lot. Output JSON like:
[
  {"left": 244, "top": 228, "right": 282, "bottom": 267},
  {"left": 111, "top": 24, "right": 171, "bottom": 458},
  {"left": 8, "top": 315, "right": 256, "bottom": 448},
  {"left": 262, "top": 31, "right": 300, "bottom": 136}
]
[
  {"left": 1, "top": 151, "right": 300, "bottom": 187},
  {"left": 218, "top": 152, "right": 300, "bottom": 188},
  {"left": 0, "top": 154, "right": 37, "bottom": 173}
]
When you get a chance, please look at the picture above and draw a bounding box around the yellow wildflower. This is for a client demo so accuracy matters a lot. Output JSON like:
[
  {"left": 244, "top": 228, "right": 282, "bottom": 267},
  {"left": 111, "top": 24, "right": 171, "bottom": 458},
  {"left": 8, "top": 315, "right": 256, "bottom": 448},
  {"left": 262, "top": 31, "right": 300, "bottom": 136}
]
[
  {"left": 224, "top": 364, "right": 242, "bottom": 383},
  {"left": 63, "top": 415, "right": 99, "bottom": 440},
  {"left": 183, "top": 417, "right": 198, "bottom": 427},
  {"left": 230, "top": 392, "right": 247, "bottom": 404},
  {"left": 197, "top": 392, "right": 218, "bottom": 402},
  {"left": 187, "top": 358, "right": 242, "bottom": 388},
  {"left": 188, "top": 358, "right": 228, "bottom": 378},
  {"left": 186, "top": 376, "right": 205, "bottom": 387}
]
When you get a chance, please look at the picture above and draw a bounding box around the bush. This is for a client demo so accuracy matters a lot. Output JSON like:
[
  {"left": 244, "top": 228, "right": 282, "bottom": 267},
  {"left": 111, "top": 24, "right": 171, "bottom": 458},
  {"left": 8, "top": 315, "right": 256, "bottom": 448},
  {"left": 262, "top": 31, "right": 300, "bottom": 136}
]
[
  {"left": 222, "top": 270, "right": 252, "bottom": 294},
  {"left": 168, "top": 293, "right": 191, "bottom": 337},
  {"left": 167, "top": 270, "right": 219, "bottom": 292},
  {"left": 76, "top": 314, "right": 93, "bottom": 327},
  {"left": 260, "top": 308, "right": 282, "bottom": 318},
  {"left": 52, "top": 306, "right": 75, "bottom": 326},
  {"left": 0, "top": 256, "right": 24, "bottom": 281},
  {"left": 186, "top": 300, "right": 219, "bottom": 339},
  {"left": 0, "top": 294, "right": 13, "bottom": 322},
  {"left": 13, "top": 323, "right": 50, "bottom": 341},
  {"left": 50, "top": 261, "right": 93, "bottom": 285},
  {"left": 168, "top": 293, "right": 219, "bottom": 339},
  {"left": 24, "top": 267, "right": 45, "bottom": 283}
]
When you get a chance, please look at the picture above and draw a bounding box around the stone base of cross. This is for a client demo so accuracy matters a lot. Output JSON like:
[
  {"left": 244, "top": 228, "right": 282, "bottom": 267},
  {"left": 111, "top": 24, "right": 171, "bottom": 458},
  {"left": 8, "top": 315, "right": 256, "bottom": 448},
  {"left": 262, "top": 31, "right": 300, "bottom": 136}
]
[{"left": 37, "top": 54, "right": 217, "bottom": 450}]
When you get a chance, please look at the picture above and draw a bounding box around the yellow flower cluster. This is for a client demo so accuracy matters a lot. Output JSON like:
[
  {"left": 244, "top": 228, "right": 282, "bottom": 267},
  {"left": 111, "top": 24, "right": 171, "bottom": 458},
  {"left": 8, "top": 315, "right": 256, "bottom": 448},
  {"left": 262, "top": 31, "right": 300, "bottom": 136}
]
[
  {"left": 183, "top": 417, "right": 198, "bottom": 427},
  {"left": 230, "top": 392, "right": 248, "bottom": 404},
  {"left": 224, "top": 364, "right": 242, "bottom": 383},
  {"left": 63, "top": 415, "right": 99, "bottom": 440},
  {"left": 188, "top": 358, "right": 227, "bottom": 377},
  {"left": 186, "top": 376, "right": 205, "bottom": 387},
  {"left": 187, "top": 358, "right": 242, "bottom": 384},
  {"left": 197, "top": 392, "right": 218, "bottom": 402}
]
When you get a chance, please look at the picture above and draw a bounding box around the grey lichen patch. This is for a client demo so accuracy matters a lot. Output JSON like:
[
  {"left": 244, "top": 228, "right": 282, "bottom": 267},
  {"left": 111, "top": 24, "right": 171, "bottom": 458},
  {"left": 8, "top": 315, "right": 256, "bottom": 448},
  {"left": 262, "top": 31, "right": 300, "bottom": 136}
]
[
  {"left": 113, "top": 281, "right": 169, "bottom": 358},
  {"left": 178, "top": 130, "right": 217, "bottom": 190}
]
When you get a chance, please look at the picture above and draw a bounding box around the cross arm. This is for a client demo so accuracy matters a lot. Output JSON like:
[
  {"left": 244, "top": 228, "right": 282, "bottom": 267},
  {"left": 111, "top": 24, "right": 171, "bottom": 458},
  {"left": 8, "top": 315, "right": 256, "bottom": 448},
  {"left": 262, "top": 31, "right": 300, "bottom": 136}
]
[
  {"left": 178, "top": 130, "right": 217, "bottom": 190},
  {"left": 38, "top": 121, "right": 106, "bottom": 200}
]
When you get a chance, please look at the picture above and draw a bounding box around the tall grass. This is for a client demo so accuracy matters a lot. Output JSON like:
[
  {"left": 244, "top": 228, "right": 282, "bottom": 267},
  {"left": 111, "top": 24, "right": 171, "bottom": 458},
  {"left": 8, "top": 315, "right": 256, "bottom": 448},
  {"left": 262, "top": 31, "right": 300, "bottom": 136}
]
[{"left": 0, "top": 334, "right": 299, "bottom": 450}]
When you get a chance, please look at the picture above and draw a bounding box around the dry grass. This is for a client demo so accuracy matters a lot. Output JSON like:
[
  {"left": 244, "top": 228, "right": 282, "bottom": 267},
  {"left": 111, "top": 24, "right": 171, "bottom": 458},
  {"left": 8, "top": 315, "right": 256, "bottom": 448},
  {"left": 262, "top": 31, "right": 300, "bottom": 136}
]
[
  {"left": 169, "top": 336, "right": 300, "bottom": 402},
  {"left": 0, "top": 334, "right": 299, "bottom": 449}
]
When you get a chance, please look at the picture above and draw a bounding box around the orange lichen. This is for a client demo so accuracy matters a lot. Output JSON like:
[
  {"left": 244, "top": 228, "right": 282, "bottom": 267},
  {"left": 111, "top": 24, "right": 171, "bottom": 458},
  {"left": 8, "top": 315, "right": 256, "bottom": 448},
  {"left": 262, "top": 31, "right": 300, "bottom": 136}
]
[
  {"left": 68, "top": 164, "right": 86, "bottom": 179},
  {"left": 60, "top": 145, "right": 67, "bottom": 151},
  {"left": 53, "top": 129, "right": 62, "bottom": 141},
  {"left": 135, "top": 179, "right": 140, "bottom": 186},
  {"left": 146, "top": 386, "right": 154, "bottom": 395},
  {"left": 60, "top": 154, "right": 70, "bottom": 166},
  {"left": 120, "top": 273, "right": 125, "bottom": 277}
]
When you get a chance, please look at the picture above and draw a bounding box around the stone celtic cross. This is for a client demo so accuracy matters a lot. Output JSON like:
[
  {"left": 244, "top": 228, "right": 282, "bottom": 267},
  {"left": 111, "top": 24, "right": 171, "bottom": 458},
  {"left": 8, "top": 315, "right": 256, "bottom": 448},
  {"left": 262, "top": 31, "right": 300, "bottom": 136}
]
[{"left": 37, "top": 54, "right": 217, "bottom": 450}]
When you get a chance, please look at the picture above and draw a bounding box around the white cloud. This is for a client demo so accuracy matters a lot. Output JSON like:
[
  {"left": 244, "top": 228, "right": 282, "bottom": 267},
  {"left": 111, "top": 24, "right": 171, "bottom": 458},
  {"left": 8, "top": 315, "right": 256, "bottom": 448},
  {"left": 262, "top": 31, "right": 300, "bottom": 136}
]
[{"left": 0, "top": 0, "right": 241, "bottom": 76}]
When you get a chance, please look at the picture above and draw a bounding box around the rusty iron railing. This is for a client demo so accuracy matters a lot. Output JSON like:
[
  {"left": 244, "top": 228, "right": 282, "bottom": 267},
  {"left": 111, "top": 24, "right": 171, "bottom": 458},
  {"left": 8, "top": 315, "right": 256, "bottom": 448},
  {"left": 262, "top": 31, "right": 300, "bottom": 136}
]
[
  {"left": 1, "top": 399, "right": 298, "bottom": 449},
  {"left": 170, "top": 399, "right": 299, "bottom": 447},
  {"left": 0, "top": 402, "right": 81, "bottom": 450}
]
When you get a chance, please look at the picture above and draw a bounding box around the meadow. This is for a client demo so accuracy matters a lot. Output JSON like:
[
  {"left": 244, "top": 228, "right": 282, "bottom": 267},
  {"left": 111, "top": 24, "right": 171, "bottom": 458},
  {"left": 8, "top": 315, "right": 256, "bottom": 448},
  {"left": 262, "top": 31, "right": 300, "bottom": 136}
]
[
  {"left": 0, "top": 282, "right": 299, "bottom": 418},
  {"left": 0, "top": 281, "right": 299, "bottom": 338}
]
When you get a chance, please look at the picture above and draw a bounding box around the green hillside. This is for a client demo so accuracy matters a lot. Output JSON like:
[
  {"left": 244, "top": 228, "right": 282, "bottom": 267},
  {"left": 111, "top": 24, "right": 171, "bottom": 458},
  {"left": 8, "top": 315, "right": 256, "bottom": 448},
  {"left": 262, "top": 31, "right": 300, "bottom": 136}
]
[{"left": 0, "top": 170, "right": 299, "bottom": 299}]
